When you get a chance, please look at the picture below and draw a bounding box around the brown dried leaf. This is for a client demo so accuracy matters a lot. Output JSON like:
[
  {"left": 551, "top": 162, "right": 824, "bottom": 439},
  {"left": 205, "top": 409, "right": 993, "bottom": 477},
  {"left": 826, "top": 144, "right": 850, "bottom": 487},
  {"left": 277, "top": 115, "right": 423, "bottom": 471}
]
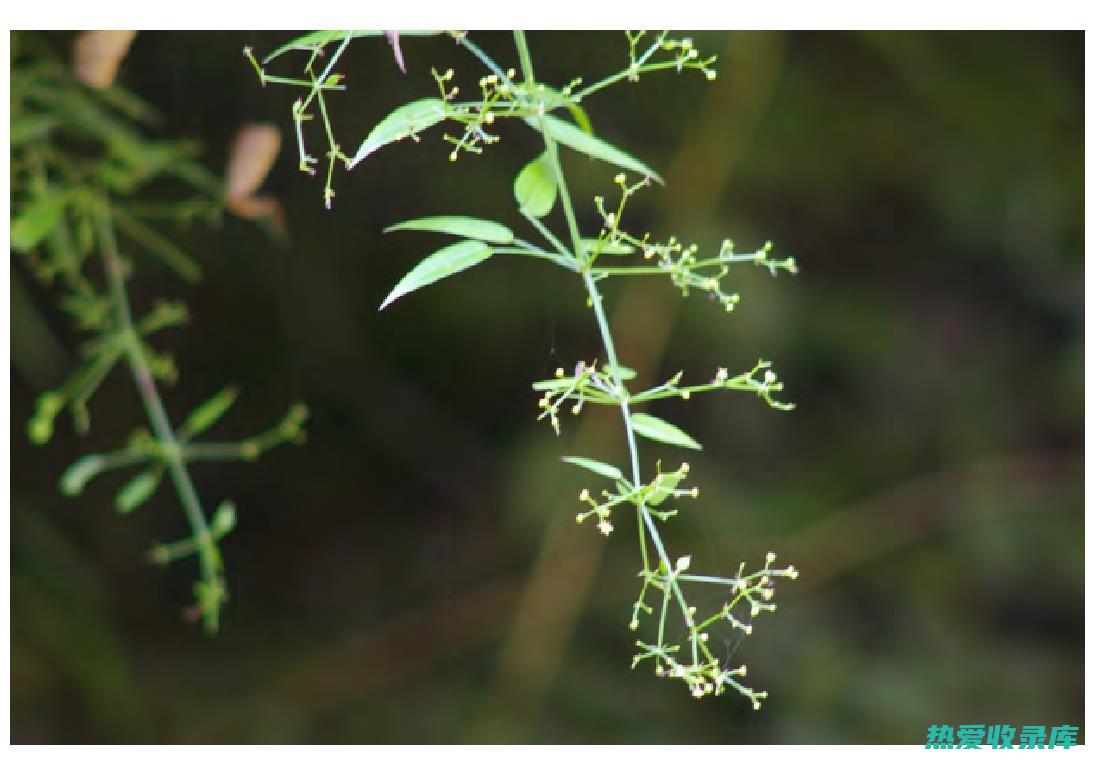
[
  {"left": 225, "top": 123, "right": 281, "bottom": 202},
  {"left": 73, "top": 30, "right": 137, "bottom": 89},
  {"left": 225, "top": 123, "right": 285, "bottom": 237}
]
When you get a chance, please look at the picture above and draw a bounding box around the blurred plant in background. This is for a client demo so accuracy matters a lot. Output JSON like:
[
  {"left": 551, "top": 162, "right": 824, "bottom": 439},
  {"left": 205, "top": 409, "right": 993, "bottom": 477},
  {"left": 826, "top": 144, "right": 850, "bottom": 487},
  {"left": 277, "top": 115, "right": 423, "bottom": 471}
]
[{"left": 10, "top": 32, "right": 307, "bottom": 633}]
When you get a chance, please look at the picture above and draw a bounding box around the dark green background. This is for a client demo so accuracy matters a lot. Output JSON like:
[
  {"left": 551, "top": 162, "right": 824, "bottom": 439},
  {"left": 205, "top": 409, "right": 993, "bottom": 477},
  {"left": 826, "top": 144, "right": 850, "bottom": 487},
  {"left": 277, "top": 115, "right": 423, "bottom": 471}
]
[{"left": 11, "top": 30, "right": 1084, "bottom": 743}]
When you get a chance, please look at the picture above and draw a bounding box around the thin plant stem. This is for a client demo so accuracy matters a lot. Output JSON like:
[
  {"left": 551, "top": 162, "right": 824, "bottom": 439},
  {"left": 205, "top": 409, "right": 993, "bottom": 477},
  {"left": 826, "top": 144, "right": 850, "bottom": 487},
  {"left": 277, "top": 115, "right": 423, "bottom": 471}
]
[
  {"left": 95, "top": 200, "right": 223, "bottom": 633},
  {"left": 515, "top": 30, "right": 697, "bottom": 647}
]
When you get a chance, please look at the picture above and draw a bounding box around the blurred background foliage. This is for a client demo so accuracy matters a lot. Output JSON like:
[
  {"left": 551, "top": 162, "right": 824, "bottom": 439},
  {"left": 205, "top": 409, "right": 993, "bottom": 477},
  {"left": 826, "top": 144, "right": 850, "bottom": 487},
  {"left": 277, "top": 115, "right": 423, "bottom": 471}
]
[{"left": 10, "top": 30, "right": 1083, "bottom": 743}]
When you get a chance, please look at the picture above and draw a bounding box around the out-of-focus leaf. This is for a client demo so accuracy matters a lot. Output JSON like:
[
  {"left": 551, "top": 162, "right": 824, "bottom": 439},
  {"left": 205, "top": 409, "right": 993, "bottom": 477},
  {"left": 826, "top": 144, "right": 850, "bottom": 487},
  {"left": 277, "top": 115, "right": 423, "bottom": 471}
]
[
  {"left": 11, "top": 115, "right": 59, "bottom": 146},
  {"left": 211, "top": 500, "right": 237, "bottom": 539},
  {"left": 225, "top": 123, "right": 285, "bottom": 233},
  {"left": 73, "top": 31, "right": 137, "bottom": 89},
  {"left": 113, "top": 207, "right": 201, "bottom": 282},
  {"left": 115, "top": 467, "right": 163, "bottom": 513},
  {"left": 12, "top": 191, "right": 67, "bottom": 253},
  {"left": 180, "top": 386, "right": 240, "bottom": 440},
  {"left": 226, "top": 123, "right": 281, "bottom": 202},
  {"left": 60, "top": 455, "right": 102, "bottom": 496}
]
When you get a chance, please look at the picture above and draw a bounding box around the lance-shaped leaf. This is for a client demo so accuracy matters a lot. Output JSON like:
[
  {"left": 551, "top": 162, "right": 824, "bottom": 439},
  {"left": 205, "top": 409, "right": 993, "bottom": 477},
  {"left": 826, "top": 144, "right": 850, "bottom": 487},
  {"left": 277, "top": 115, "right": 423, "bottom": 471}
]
[
  {"left": 514, "top": 152, "right": 557, "bottom": 218},
  {"left": 527, "top": 114, "right": 663, "bottom": 184},
  {"left": 532, "top": 377, "right": 577, "bottom": 391},
  {"left": 630, "top": 412, "right": 701, "bottom": 450},
  {"left": 562, "top": 455, "right": 625, "bottom": 481},
  {"left": 646, "top": 469, "right": 688, "bottom": 506},
  {"left": 115, "top": 467, "right": 163, "bottom": 513},
  {"left": 385, "top": 216, "right": 514, "bottom": 244},
  {"left": 263, "top": 30, "right": 441, "bottom": 63},
  {"left": 603, "top": 364, "right": 637, "bottom": 381},
  {"left": 180, "top": 386, "right": 240, "bottom": 440},
  {"left": 380, "top": 239, "right": 492, "bottom": 311},
  {"left": 349, "top": 98, "right": 450, "bottom": 167},
  {"left": 581, "top": 238, "right": 634, "bottom": 256}
]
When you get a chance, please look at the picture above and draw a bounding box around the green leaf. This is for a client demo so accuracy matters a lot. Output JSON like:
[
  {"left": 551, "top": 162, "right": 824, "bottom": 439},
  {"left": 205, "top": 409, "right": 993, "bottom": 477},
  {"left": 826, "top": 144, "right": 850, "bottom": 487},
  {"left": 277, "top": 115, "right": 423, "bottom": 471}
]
[
  {"left": 264, "top": 31, "right": 370, "bottom": 61},
  {"left": 349, "top": 98, "right": 450, "bottom": 167},
  {"left": 181, "top": 386, "right": 239, "bottom": 439},
  {"left": 113, "top": 207, "right": 201, "bottom": 282},
  {"left": 527, "top": 114, "right": 663, "bottom": 184},
  {"left": 532, "top": 377, "right": 576, "bottom": 391},
  {"left": 11, "top": 115, "right": 59, "bottom": 146},
  {"left": 12, "top": 191, "right": 67, "bottom": 253},
  {"left": 115, "top": 467, "right": 163, "bottom": 513},
  {"left": 581, "top": 238, "right": 634, "bottom": 255},
  {"left": 514, "top": 152, "right": 557, "bottom": 218},
  {"left": 603, "top": 364, "right": 637, "bottom": 381},
  {"left": 264, "top": 30, "right": 440, "bottom": 63},
  {"left": 562, "top": 455, "right": 624, "bottom": 481},
  {"left": 646, "top": 470, "right": 687, "bottom": 506},
  {"left": 385, "top": 216, "right": 514, "bottom": 244},
  {"left": 566, "top": 103, "right": 593, "bottom": 135},
  {"left": 630, "top": 412, "right": 701, "bottom": 450},
  {"left": 379, "top": 239, "right": 492, "bottom": 311}
]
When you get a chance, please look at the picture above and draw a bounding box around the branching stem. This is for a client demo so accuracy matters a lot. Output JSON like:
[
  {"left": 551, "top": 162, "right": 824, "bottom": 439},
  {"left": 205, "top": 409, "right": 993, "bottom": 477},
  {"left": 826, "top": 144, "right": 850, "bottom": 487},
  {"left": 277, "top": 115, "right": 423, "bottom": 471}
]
[
  {"left": 95, "top": 200, "right": 223, "bottom": 633},
  {"left": 515, "top": 29, "right": 697, "bottom": 651}
]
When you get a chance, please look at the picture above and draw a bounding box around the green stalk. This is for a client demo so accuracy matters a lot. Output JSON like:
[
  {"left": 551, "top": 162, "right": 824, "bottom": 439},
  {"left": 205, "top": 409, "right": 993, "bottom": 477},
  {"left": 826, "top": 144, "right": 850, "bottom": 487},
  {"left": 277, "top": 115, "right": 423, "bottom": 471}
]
[
  {"left": 513, "top": 31, "right": 584, "bottom": 263},
  {"left": 95, "top": 200, "right": 224, "bottom": 633},
  {"left": 513, "top": 30, "right": 695, "bottom": 640}
]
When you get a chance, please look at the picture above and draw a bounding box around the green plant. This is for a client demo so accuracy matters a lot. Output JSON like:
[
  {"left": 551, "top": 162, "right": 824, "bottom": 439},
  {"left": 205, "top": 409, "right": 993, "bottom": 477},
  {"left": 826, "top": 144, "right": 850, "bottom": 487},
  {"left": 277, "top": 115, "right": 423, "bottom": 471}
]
[
  {"left": 251, "top": 29, "right": 798, "bottom": 705},
  {"left": 11, "top": 33, "right": 307, "bottom": 633}
]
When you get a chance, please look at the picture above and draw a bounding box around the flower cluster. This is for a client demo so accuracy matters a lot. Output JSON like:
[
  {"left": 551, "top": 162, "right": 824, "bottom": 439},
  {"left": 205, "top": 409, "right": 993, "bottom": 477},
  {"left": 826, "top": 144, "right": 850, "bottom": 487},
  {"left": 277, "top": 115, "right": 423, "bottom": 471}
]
[
  {"left": 574, "top": 461, "right": 697, "bottom": 537},
  {"left": 588, "top": 175, "right": 798, "bottom": 311},
  {"left": 631, "top": 551, "right": 799, "bottom": 705},
  {"left": 625, "top": 31, "right": 718, "bottom": 83},
  {"left": 433, "top": 67, "right": 517, "bottom": 161}
]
